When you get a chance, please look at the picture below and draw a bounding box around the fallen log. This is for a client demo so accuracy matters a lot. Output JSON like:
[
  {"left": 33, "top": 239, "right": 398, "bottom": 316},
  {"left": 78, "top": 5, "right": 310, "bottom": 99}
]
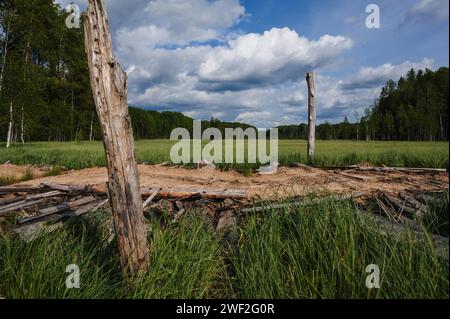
[
  {"left": 0, "top": 186, "right": 47, "bottom": 194},
  {"left": 18, "top": 196, "right": 97, "bottom": 225},
  {"left": 382, "top": 192, "right": 425, "bottom": 219},
  {"left": 240, "top": 193, "right": 364, "bottom": 213},
  {"left": 361, "top": 209, "right": 449, "bottom": 259},
  {"left": 40, "top": 182, "right": 90, "bottom": 194},
  {"left": 317, "top": 165, "right": 447, "bottom": 174},
  {"left": 92, "top": 185, "right": 247, "bottom": 200}
]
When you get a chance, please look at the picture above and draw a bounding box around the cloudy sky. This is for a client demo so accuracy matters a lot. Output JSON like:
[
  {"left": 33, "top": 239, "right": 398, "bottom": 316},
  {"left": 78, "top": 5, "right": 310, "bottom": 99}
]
[{"left": 56, "top": 0, "right": 449, "bottom": 127}]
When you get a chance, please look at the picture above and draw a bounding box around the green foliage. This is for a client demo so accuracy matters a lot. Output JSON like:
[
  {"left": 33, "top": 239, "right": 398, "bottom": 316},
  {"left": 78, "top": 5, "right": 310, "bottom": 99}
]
[
  {"left": 0, "top": 212, "right": 226, "bottom": 299},
  {"left": 0, "top": 0, "right": 97, "bottom": 143},
  {"left": 0, "top": 199, "right": 447, "bottom": 299}
]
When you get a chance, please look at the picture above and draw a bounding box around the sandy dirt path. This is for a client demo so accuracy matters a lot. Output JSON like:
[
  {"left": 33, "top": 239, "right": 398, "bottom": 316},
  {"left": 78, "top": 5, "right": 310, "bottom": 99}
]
[{"left": 3, "top": 164, "right": 448, "bottom": 200}]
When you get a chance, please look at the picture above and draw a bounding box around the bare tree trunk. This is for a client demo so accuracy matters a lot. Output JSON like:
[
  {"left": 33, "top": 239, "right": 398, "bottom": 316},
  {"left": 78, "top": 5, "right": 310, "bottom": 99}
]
[
  {"left": 75, "top": 123, "right": 80, "bottom": 142},
  {"left": 6, "top": 102, "right": 13, "bottom": 148},
  {"left": 70, "top": 85, "right": 74, "bottom": 141},
  {"left": 305, "top": 72, "right": 316, "bottom": 162},
  {"left": 83, "top": 0, "right": 149, "bottom": 276},
  {"left": 20, "top": 105, "right": 24, "bottom": 145},
  {"left": 89, "top": 112, "right": 94, "bottom": 141}
]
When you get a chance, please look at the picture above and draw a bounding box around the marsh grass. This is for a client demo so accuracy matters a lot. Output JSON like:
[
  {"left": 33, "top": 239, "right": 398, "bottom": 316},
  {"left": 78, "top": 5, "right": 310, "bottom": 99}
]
[
  {"left": 0, "top": 176, "right": 17, "bottom": 186},
  {"left": 44, "top": 166, "right": 65, "bottom": 177},
  {"left": 0, "top": 140, "right": 448, "bottom": 170},
  {"left": 0, "top": 169, "right": 33, "bottom": 186},
  {"left": 229, "top": 198, "right": 449, "bottom": 299},
  {"left": 0, "top": 197, "right": 447, "bottom": 299}
]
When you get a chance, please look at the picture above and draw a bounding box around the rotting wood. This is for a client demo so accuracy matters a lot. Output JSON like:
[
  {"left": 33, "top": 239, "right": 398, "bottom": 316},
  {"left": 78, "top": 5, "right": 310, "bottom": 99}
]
[
  {"left": 92, "top": 185, "right": 247, "bottom": 200},
  {"left": 83, "top": 0, "right": 149, "bottom": 276},
  {"left": 40, "top": 182, "right": 90, "bottom": 194},
  {"left": 361, "top": 209, "right": 449, "bottom": 259},
  {"left": 305, "top": 72, "right": 316, "bottom": 162},
  {"left": 18, "top": 196, "right": 97, "bottom": 225},
  {"left": 0, "top": 191, "right": 63, "bottom": 216},
  {"left": 0, "top": 195, "right": 27, "bottom": 206},
  {"left": 0, "top": 186, "right": 46, "bottom": 194},
  {"left": 13, "top": 199, "right": 108, "bottom": 242}
]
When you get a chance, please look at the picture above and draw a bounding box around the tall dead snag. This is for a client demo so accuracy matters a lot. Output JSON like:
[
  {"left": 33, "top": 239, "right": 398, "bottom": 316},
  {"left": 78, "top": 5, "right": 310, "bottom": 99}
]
[
  {"left": 83, "top": 0, "right": 149, "bottom": 276},
  {"left": 305, "top": 72, "right": 316, "bottom": 162}
]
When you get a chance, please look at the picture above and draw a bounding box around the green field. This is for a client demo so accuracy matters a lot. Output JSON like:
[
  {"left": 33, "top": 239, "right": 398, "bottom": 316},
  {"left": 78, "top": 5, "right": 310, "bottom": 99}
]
[
  {"left": 0, "top": 197, "right": 448, "bottom": 299},
  {"left": 0, "top": 140, "right": 448, "bottom": 170},
  {"left": 0, "top": 140, "right": 448, "bottom": 299}
]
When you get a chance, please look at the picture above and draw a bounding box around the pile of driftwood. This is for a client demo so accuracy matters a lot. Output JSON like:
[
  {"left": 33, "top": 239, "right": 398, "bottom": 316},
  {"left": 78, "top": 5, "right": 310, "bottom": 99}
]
[
  {"left": 0, "top": 182, "right": 248, "bottom": 242},
  {"left": 0, "top": 181, "right": 448, "bottom": 258}
]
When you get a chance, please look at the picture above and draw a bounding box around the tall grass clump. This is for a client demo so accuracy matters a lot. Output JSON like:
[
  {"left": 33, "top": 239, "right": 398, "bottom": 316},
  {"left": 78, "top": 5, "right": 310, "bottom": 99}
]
[
  {"left": 0, "top": 212, "right": 225, "bottom": 299},
  {"left": 229, "top": 199, "right": 449, "bottom": 299}
]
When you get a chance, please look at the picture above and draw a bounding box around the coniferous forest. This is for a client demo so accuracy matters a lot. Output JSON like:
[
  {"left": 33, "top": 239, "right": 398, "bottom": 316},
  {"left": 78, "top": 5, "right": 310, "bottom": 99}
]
[{"left": 0, "top": 0, "right": 448, "bottom": 142}]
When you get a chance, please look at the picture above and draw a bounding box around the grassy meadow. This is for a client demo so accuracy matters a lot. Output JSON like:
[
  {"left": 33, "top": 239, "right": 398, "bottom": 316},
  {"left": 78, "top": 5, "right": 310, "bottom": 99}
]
[
  {"left": 0, "top": 140, "right": 448, "bottom": 299},
  {"left": 0, "top": 140, "right": 448, "bottom": 170},
  {"left": 0, "top": 197, "right": 448, "bottom": 299}
]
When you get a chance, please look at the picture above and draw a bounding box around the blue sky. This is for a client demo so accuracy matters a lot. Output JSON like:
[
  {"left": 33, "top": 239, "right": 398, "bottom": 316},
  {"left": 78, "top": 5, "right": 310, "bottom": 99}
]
[{"left": 57, "top": 0, "right": 449, "bottom": 127}]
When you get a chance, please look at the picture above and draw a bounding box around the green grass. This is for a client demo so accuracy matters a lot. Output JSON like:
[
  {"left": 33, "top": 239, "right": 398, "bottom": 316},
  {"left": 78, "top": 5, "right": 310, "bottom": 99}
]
[
  {"left": 0, "top": 169, "right": 34, "bottom": 186},
  {"left": 230, "top": 198, "right": 448, "bottom": 299},
  {"left": 0, "top": 198, "right": 447, "bottom": 299},
  {"left": 0, "top": 140, "right": 448, "bottom": 170}
]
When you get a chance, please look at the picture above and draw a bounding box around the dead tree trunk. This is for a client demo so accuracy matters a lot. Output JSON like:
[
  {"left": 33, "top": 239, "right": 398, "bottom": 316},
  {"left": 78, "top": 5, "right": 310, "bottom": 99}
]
[
  {"left": 305, "top": 72, "right": 316, "bottom": 162},
  {"left": 6, "top": 102, "right": 13, "bottom": 148},
  {"left": 83, "top": 0, "right": 149, "bottom": 276}
]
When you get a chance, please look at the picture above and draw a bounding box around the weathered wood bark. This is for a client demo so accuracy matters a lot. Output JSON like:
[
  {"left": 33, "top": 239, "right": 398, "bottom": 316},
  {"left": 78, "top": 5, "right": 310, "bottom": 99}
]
[
  {"left": 305, "top": 72, "right": 316, "bottom": 162},
  {"left": 83, "top": 0, "right": 149, "bottom": 276}
]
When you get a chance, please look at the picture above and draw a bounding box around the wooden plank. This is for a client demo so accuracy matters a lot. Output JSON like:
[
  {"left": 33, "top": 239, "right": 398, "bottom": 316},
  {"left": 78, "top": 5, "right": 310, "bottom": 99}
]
[
  {"left": 83, "top": 0, "right": 149, "bottom": 276},
  {"left": 0, "top": 195, "right": 27, "bottom": 206},
  {"left": 142, "top": 189, "right": 160, "bottom": 209},
  {"left": 18, "top": 196, "right": 97, "bottom": 224}
]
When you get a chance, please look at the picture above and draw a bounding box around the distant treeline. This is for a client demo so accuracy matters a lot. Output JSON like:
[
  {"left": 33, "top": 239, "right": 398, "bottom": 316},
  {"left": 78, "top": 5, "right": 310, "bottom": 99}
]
[
  {"left": 277, "top": 67, "right": 449, "bottom": 141},
  {"left": 129, "top": 107, "right": 255, "bottom": 139},
  {"left": 0, "top": 1, "right": 448, "bottom": 143}
]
